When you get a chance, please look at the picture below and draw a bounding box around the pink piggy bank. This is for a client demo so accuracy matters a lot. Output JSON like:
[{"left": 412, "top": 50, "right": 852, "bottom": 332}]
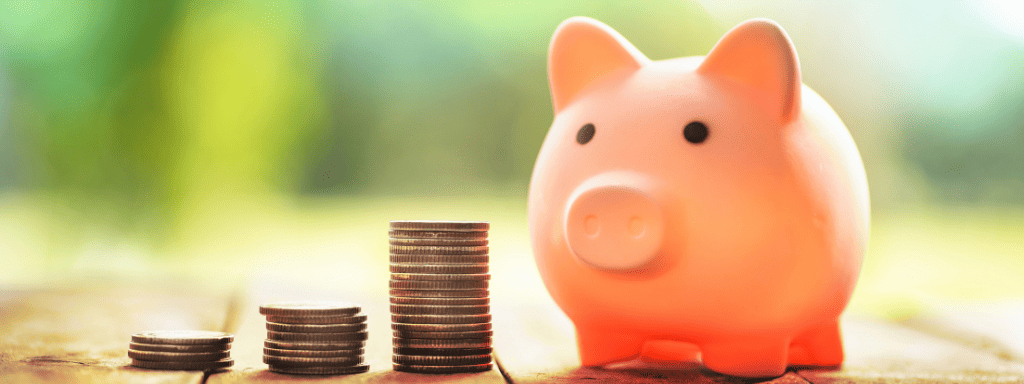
[{"left": 527, "top": 17, "right": 870, "bottom": 377}]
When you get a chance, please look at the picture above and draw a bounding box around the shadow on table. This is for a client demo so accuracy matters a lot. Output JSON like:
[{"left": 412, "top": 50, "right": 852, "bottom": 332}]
[{"left": 539, "top": 361, "right": 818, "bottom": 384}]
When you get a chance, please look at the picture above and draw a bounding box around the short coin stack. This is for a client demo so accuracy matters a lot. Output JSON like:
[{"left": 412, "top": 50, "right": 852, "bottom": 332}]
[
  {"left": 129, "top": 331, "right": 234, "bottom": 371},
  {"left": 260, "top": 302, "right": 369, "bottom": 375},
  {"left": 389, "top": 220, "right": 493, "bottom": 374}
]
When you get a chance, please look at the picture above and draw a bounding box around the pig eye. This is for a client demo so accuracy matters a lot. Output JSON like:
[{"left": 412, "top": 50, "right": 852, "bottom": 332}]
[
  {"left": 683, "top": 121, "right": 708, "bottom": 144},
  {"left": 576, "top": 123, "right": 596, "bottom": 145}
]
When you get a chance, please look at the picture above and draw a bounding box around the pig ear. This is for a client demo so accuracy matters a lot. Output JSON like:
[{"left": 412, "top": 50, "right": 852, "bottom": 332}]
[
  {"left": 548, "top": 17, "right": 648, "bottom": 113},
  {"left": 697, "top": 19, "right": 801, "bottom": 122}
]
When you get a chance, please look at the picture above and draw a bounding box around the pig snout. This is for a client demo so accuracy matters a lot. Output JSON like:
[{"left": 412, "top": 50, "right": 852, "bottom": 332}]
[{"left": 564, "top": 174, "right": 666, "bottom": 271}]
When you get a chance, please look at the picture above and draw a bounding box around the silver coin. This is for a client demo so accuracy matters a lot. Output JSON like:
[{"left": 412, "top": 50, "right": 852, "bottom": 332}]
[
  {"left": 393, "top": 363, "right": 492, "bottom": 374},
  {"left": 390, "top": 273, "right": 490, "bottom": 281},
  {"left": 390, "top": 296, "right": 489, "bottom": 306},
  {"left": 266, "top": 322, "right": 366, "bottom": 333},
  {"left": 389, "top": 230, "right": 488, "bottom": 239},
  {"left": 267, "top": 331, "right": 368, "bottom": 342},
  {"left": 390, "top": 304, "right": 489, "bottom": 315},
  {"left": 131, "top": 358, "right": 233, "bottom": 370},
  {"left": 259, "top": 301, "right": 361, "bottom": 317},
  {"left": 390, "top": 289, "right": 488, "bottom": 298},
  {"left": 390, "top": 264, "right": 488, "bottom": 274},
  {"left": 129, "top": 342, "right": 230, "bottom": 353},
  {"left": 394, "top": 346, "right": 493, "bottom": 356},
  {"left": 390, "top": 245, "right": 488, "bottom": 255},
  {"left": 264, "top": 339, "right": 364, "bottom": 351},
  {"left": 128, "top": 349, "right": 230, "bottom": 362},
  {"left": 131, "top": 331, "right": 233, "bottom": 345},
  {"left": 393, "top": 330, "right": 493, "bottom": 339},
  {"left": 263, "top": 347, "right": 363, "bottom": 358},
  {"left": 265, "top": 314, "right": 366, "bottom": 324},
  {"left": 389, "top": 280, "right": 488, "bottom": 290},
  {"left": 392, "top": 322, "right": 492, "bottom": 332},
  {"left": 390, "top": 254, "right": 488, "bottom": 264},
  {"left": 267, "top": 363, "right": 369, "bottom": 375},
  {"left": 263, "top": 355, "right": 363, "bottom": 367},
  {"left": 393, "top": 337, "right": 492, "bottom": 349},
  {"left": 391, "top": 314, "right": 491, "bottom": 324},
  {"left": 390, "top": 238, "right": 488, "bottom": 247},
  {"left": 389, "top": 221, "right": 489, "bottom": 232},
  {"left": 393, "top": 354, "right": 492, "bottom": 366}
]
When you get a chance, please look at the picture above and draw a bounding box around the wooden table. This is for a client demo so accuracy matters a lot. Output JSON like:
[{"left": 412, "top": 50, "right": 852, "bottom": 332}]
[{"left": 1, "top": 278, "right": 1023, "bottom": 384}]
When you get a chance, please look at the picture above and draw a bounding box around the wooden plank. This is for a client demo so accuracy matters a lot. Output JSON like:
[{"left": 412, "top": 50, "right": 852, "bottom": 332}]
[
  {"left": 900, "top": 299, "right": 1024, "bottom": 363},
  {"left": 0, "top": 279, "right": 232, "bottom": 384},
  {"left": 491, "top": 291, "right": 1024, "bottom": 383},
  {"left": 797, "top": 317, "right": 1024, "bottom": 383},
  {"left": 207, "top": 285, "right": 506, "bottom": 383},
  {"left": 490, "top": 294, "right": 808, "bottom": 383}
]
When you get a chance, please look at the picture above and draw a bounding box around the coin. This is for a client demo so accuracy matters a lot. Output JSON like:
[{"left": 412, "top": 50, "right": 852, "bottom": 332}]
[
  {"left": 390, "top": 264, "right": 488, "bottom": 275},
  {"left": 266, "top": 322, "right": 367, "bottom": 333},
  {"left": 267, "top": 331, "right": 368, "bottom": 342},
  {"left": 265, "top": 314, "right": 367, "bottom": 325},
  {"left": 264, "top": 339, "right": 364, "bottom": 351},
  {"left": 393, "top": 337, "right": 492, "bottom": 349},
  {"left": 263, "top": 347, "right": 364, "bottom": 358},
  {"left": 392, "top": 322, "right": 492, "bottom": 332},
  {"left": 390, "top": 273, "right": 490, "bottom": 281},
  {"left": 389, "top": 230, "right": 487, "bottom": 239},
  {"left": 394, "top": 347, "right": 493, "bottom": 356},
  {"left": 259, "top": 302, "right": 361, "bottom": 317},
  {"left": 392, "top": 314, "right": 491, "bottom": 324},
  {"left": 389, "top": 280, "right": 488, "bottom": 290},
  {"left": 263, "top": 355, "right": 363, "bottom": 367},
  {"left": 390, "top": 289, "right": 488, "bottom": 298},
  {"left": 131, "top": 331, "right": 233, "bottom": 345},
  {"left": 267, "top": 363, "right": 369, "bottom": 375},
  {"left": 393, "top": 354, "right": 492, "bottom": 366},
  {"left": 389, "top": 221, "right": 489, "bottom": 232},
  {"left": 128, "top": 350, "right": 230, "bottom": 362},
  {"left": 129, "top": 342, "right": 230, "bottom": 353},
  {"left": 390, "top": 245, "right": 488, "bottom": 255},
  {"left": 390, "top": 304, "right": 489, "bottom": 316},
  {"left": 393, "top": 330, "right": 493, "bottom": 339},
  {"left": 389, "top": 238, "right": 488, "bottom": 247},
  {"left": 390, "top": 254, "right": 488, "bottom": 264},
  {"left": 131, "top": 358, "right": 234, "bottom": 370},
  {"left": 390, "top": 296, "right": 489, "bottom": 306},
  {"left": 393, "top": 363, "right": 492, "bottom": 374}
]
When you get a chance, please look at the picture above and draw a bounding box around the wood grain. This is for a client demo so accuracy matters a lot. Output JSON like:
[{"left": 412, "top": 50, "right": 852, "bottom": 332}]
[
  {"left": 491, "top": 291, "right": 1024, "bottom": 384},
  {"left": 207, "top": 285, "right": 506, "bottom": 383},
  {"left": 797, "top": 317, "right": 1024, "bottom": 384},
  {"left": 0, "top": 279, "right": 232, "bottom": 383}
]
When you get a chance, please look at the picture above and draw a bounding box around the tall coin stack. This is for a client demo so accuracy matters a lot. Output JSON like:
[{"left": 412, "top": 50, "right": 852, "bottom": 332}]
[
  {"left": 129, "top": 331, "right": 234, "bottom": 371},
  {"left": 389, "top": 220, "right": 493, "bottom": 374},
  {"left": 259, "top": 302, "right": 370, "bottom": 375}
]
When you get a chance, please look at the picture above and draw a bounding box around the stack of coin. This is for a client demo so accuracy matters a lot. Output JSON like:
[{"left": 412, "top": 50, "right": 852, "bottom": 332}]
[
  {"left": 129, "top": 331, "right": 234, "bottom": 371},
  {"left": 389, "top": 221, "right": 493, "bottom": 374},
  {"left": 260, "top": 302, "right": 369, "bottom": 375}
]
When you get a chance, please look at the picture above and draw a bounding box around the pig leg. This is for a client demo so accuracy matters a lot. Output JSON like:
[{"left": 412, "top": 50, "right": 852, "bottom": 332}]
[
  {"left": 575, "top": 327, "right": 645, "bottom": 366},
  {"left": 700, "top": 339, "right": 788, "bottom": 377},
  {"left": 788, "top": 319, "right": 843, "bottom": 367}
]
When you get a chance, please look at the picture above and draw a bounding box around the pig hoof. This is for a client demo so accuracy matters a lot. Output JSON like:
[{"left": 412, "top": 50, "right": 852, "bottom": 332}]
[
  {"left": 701, "top": 340, "right": 788, "bottom": 378},
  {"left": 576, "top": 328, "right": 645, "bottom": 366}
]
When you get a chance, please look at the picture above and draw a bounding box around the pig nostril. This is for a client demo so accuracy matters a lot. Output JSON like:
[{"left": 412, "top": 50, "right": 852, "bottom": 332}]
[
  {"left": 629, "top": 217, "right": 645, "bottom": 239},
  {"left": 584, "top": 215, "right": 600, "bottom": 237}
]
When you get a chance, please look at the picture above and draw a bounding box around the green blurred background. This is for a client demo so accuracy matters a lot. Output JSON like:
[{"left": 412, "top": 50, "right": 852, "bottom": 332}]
[{"left": 0, "top": 0, "right": 1022, "bottom": 320}]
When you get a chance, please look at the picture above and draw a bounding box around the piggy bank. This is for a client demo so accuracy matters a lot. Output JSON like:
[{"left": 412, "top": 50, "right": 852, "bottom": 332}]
[{"left": 527, "top": 17, "right": 869, "bottom": 378}]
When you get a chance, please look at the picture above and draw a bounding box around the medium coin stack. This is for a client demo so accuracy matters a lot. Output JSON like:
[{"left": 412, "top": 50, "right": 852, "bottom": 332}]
[
  {"left": 260, "top": 302, "right": 370, "bottom": 375},
  {"left": 389, "top": 220, "right": 493, "bottom": 374},
  {"left": 129, "top": 331, "right": 234, "bottom": 371}
]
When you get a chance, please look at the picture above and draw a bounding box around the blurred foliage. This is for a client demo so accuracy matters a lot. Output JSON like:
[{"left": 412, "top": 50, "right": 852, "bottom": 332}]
[{"left": 1, "top": 0, "right": 1023, "bottom": 255}]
